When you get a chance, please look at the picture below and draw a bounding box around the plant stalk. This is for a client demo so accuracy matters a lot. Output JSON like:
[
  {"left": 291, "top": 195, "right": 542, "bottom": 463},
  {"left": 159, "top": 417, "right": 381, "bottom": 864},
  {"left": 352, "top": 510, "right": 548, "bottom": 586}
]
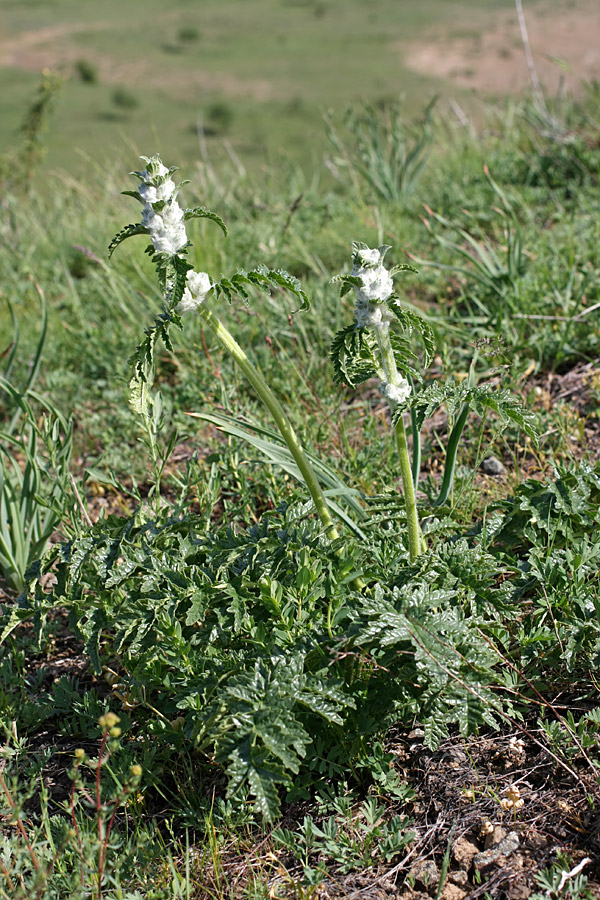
[
  {"left": 374, "top": 323, "right": 422, "bottom": 562},
  {"left": 198, "top": 304, "right": 339, "bottom": 541}
]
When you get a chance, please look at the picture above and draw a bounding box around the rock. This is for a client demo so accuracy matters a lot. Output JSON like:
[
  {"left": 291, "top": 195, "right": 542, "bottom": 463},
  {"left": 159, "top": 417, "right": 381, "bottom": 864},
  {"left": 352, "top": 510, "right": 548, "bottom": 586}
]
[
  {"left": 452, "top": 836, "right": 479, "bottom": 868},
  {"left": 449, "top": 870, "right": 469, "bottom": 888},
  {"left": 473, "top": 831, "right": 520, "bottom": 869},
  {"left": 481, "top": 455, "right": 506, "bottom": 476},
  {"left": 439, "top": 885, "right": 467, "bottom": 900},
  {"left": 484, "top": 825, "right": 506, "bottom": 850},
  {"left": 408, "top": 858, "right": 439, "bottom": 889}
]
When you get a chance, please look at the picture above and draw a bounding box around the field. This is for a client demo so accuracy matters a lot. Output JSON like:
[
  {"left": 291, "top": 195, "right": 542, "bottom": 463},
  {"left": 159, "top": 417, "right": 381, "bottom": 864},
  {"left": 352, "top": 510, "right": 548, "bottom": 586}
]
[
  {"left": 1, "top": 1, "right": 600, "bottom": 898},
  {"left": 1, "top": 0, "right": 599, "bottom": 177}
]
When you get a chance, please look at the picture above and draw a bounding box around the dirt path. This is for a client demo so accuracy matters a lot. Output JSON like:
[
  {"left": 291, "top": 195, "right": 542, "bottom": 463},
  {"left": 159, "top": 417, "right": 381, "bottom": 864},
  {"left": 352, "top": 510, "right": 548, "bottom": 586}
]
[
  {"left": 0, "top": 22, "right": 114, "bottom": 71},
  {"left": 400, "top": 0, "right": 600, "bottom": 95},
  {"left": 0, "top": 16, "right": 274, "bottom": 99}
]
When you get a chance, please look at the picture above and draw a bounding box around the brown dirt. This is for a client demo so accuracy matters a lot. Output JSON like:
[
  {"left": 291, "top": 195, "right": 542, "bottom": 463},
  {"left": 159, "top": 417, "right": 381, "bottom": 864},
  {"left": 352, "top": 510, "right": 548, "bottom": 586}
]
[
  {"left": 0, "top": 22, "right": 113, "bottom": 71},
  {"left": 400, "top": 0, "right": 600, "bottom": 96},
  {"left": 203, "top": 717, "right": 600, "bottom": 899},
  {"left": 2, "top": 1, "right": 599, "bottom": 102}
]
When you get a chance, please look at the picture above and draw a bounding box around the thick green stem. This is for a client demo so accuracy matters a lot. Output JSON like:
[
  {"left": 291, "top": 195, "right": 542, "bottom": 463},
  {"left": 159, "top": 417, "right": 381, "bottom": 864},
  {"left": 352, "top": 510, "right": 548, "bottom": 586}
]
[
  {"left": 394, "top": 416, "right": 422, "bottom": 562},
  {"left": 409, "top": 384, "right": 421, "bottom": 491},
  {"left": 374, "top": 324, "right": 423, "bottom": 562},
  {"left": 198, "top": 304, "right": 339, "bottom": 540}
]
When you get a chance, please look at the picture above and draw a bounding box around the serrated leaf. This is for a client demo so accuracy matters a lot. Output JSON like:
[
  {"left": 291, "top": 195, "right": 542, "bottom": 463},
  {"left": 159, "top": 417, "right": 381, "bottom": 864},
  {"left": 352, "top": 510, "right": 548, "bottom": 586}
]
[
  {"left": 388, "top": 302, "right": 436, "bottom": 368},
  {"left": 212, "top": 267, "right": 309, "bottom": 312},
  {"left": 108, "top": 223, "right": 149, "bottom": 257},
  {"left": 329, "top": 325, "right": 379, "bottom": 388},
  {"left": 389, "top": 263, "right": 418, "bottom": 276},
  {"left": 226, "top": 740, "right": 286, "bottom": 820},
  {"left": 183, "top": 206, "right": 228, "bottom": 236}
]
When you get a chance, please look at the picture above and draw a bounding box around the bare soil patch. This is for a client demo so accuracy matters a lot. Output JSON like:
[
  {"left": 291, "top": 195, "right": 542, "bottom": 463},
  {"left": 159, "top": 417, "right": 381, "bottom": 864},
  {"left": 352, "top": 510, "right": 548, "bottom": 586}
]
[
  {"left": 401, "top": 0, "right": 600, "bottom": 96},
  {"left": 0, "top": 17, "right": 275, "bottom": 100}
]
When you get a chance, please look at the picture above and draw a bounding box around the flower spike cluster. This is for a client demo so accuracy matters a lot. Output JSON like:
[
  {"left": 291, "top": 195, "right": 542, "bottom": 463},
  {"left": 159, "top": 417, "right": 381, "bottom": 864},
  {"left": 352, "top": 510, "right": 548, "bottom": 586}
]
[
  {"left": 350, "top": 244, "right": 411, "bottom": 405},
  {"left": 131, "top": 155, "right": 212, "bottom": 312},
  {"left": 352, "top": 246, "right": 395, "bottom": 329},
  {"left": 135, "top": 157, "right": 187, "bottom": 256}
]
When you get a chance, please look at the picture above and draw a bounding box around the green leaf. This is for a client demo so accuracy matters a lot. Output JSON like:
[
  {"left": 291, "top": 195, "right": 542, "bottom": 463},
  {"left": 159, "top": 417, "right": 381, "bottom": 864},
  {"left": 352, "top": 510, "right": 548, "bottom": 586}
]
[
  {"left": 213, "top": 266, "right": 309, "bottom": 312},
  {"left": 108, "top": 223, "right": 149, "bottom": 257},
  {"left": 183, "top": 206, "right": 228, "bottom": 236},
  {"left": 388, "top": 301, "right": 436, "bottom": 368},
  {"left": 329, "top": 325, "right": 379, "bottom": 388},
  {"left": 226, "top": 740, "right": 286, "bottom": 821}
]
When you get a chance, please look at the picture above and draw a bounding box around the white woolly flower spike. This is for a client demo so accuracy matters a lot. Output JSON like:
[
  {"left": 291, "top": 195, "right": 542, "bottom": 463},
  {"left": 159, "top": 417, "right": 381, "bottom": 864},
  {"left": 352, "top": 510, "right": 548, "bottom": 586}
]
[
  {"left": 350, "top": 245, "right": 395, "bottom": 328},
  {"left": 176, "top": 270, "right": 212, "bottom": 314},
  {"left": 134, "top": 155, "right": 188, "bottom": 257}
]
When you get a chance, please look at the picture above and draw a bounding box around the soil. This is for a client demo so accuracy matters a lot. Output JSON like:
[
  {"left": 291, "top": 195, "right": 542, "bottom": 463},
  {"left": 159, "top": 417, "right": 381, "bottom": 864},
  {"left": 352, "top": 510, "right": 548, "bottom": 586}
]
[
  {"left": 205, "top": 712, "right": 600, "bottom": 899},
  {"left": 400, "top": 0, "right": 600, "bottom": 97}
]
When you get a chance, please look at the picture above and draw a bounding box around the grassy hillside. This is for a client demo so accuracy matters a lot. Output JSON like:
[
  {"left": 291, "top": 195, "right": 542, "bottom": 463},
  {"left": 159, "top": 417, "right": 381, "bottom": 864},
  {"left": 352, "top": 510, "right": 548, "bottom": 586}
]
[{"left": 0, "top": 0, "right": 561, "bottom": 177}]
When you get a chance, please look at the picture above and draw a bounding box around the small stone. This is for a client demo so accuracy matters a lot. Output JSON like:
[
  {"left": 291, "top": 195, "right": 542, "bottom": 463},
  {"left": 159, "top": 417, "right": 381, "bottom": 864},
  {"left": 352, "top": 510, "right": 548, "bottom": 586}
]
[
  {"left": 474, "top": 831, "right": 520, "bottom": 869},
  {"left": 409, "top": 858, "right": 439, "bottom": 889},
  {"left": 484, "top": 825, "right": 506, "bottom": 850},
  {"left": 452, "top": 837, "right": 479, "bottom": 868},
  {"left": 439, "top": 885, "right": 467, "bottom": 900},
  {"left": 482, "top": 456, "right": 506, "bottom": 476},
  {"left": 449, "top": 871, "right": 469, "bottom": 888}
]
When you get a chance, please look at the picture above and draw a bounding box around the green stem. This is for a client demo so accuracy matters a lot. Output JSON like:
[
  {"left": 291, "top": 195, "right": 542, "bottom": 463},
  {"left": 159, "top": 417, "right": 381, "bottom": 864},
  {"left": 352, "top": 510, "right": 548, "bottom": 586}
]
[
  {"left": 409, "top": 379, "right": 421, "bottom": 491},
  {"left": 198, "top": 304, "right": 339, "bottom": 541},
  {"left": 395, "top": 416, "right": 422, "bottom": 563},
  {"left": 375, "top": 324, "right": 422, "bottom": 562}
]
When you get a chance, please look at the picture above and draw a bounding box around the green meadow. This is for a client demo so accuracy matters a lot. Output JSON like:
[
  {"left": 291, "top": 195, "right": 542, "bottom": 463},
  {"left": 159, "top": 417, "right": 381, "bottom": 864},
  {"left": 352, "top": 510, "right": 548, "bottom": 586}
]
[{"left": 1, "top": 0, "right": 534, "bottom": 178}]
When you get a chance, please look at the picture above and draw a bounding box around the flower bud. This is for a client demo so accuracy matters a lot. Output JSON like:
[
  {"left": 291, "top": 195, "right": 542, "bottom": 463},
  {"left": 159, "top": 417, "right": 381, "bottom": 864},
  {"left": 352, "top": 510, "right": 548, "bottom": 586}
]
[
  {"left": 99, "top": 712, "right": 120, "bottom": 730},
  {"left": 381, "top": 380, "right": 411, "bottom": 404},
  {"left": 176, "top": 270, "right": 212, "bottom": 314}
]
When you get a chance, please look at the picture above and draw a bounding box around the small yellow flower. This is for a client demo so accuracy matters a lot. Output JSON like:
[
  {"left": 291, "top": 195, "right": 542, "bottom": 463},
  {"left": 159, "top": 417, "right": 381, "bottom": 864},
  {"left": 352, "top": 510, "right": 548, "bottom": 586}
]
[
  {"left": 110, "top": 726, "right": 122, "bottom": 738},
  {"left": 130, "top": 764, "right": 142, "bottom": 777},
  {"left": 74, "top": 748, "right": 85, "bottom": 760}
]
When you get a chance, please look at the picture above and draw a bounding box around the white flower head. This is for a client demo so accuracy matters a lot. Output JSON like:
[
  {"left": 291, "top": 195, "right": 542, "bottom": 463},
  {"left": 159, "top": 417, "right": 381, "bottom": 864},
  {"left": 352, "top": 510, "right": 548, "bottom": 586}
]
[
  {"left": 354, "top": 297, "right": 395, "bottom": 329},
  {"left": 139, "top": 180, "right": 175, "bottom": 204},
  {"left": 350, "top": 245, "right": 395, "bottom": 326},
  {"left": 135, "top": 154, "right": 188, "bottom": 256},
  {"left": 138, "top": 156, "right": 170, "bottom": 182},
  {"left": 142, "top": 207, "right": 187, "bottom": 255},
  {"left": 176, "top": 270, "right": 212, "bottom": 314},
  {"left": 355, "top": 265, "right": 394, "bottom": 304},
  {"left": 357, "top": 247, "right": 381, "bottom": 267}
]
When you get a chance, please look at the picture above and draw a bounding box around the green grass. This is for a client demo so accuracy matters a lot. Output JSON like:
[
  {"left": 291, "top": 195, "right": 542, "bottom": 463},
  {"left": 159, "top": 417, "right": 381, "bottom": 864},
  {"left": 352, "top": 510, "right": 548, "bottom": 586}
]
[{"left": 0, "top": 0, "right": 555, "bottom": 179}]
